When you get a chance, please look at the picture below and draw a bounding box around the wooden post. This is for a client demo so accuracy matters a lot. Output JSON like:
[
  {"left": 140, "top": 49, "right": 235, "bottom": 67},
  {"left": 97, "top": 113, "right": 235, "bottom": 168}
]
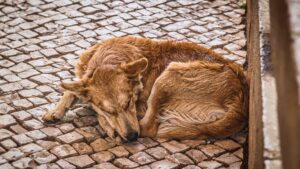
[
  {"left": 246, "top": 0, "right": 264, "bottom": 168},
  {"left": 269, "top": 0, "right": 300, "bottom": 168}
]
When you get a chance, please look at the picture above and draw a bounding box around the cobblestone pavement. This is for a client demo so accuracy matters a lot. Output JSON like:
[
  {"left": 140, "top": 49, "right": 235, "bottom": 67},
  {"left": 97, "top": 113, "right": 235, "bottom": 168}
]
[{"left": 0, "top": 0, "right": 247, "bottom": 168}]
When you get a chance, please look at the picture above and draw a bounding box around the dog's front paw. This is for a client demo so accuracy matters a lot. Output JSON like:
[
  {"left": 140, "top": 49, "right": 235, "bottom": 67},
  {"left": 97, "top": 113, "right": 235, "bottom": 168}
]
[
  {"left": 42, "top": 109, "right": 64, "bottom": 123},
  {"left": 139, "top": 119, "right": 158, "bottom": 138}
]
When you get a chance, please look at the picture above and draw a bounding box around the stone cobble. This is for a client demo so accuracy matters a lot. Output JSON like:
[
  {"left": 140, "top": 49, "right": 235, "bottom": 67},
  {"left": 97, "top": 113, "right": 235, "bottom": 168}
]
[{"left": 0, "top": 0, "right": 247, "bottom": 168}]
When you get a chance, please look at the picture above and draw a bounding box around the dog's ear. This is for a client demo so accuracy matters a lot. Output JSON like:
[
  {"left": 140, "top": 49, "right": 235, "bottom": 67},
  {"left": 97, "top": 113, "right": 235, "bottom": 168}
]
[
  {"left": 120, "top": 58, "right": 148, "bottom": 77},
  {"left": 61, "top": 81, "right": 86, "bottom": 93}
]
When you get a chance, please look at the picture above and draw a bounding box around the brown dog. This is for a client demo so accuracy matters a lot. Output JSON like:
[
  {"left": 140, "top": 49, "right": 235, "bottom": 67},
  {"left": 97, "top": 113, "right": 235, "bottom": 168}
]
[{"left": 43, "top": 36, "right": 248, "bottom": 142}]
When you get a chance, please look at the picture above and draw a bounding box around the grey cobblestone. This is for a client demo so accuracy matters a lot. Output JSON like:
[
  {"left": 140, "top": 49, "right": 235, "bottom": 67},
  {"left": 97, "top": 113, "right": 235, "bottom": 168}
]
[{"left": 0, "top": 0, "right": 247, "bottom": 168}]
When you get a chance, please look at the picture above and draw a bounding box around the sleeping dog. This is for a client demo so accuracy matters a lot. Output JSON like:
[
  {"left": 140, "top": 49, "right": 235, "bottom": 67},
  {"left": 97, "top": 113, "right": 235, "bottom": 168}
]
[{"left": 43, "top": 36, "right": 248, "bottom": 142}]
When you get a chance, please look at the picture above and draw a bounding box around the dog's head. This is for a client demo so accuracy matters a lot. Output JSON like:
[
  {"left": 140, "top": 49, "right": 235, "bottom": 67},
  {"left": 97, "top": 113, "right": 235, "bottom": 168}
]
[{"left": 61, "top": 58, "right": 148, "bottom": 142}]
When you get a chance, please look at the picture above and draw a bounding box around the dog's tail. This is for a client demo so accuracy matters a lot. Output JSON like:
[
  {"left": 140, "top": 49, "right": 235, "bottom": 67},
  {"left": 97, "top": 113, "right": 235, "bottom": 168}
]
[
  {"left": 202, "top": 94, "right": 247, "bottom": 138},
  {"left": 204, "top": 63, "right": 249, "bottom": 138}
]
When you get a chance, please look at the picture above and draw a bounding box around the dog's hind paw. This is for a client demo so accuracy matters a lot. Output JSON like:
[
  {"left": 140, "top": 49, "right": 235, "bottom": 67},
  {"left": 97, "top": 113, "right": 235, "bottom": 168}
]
[{"left": 42, "top": 110, "right": 64, "bottom": 123}]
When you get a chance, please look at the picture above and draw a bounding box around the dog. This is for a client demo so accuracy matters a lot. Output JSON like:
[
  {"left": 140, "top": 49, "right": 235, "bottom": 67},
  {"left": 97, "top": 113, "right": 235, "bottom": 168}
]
[{"left": 43, "top": 36, "right": 248, "bottom": 142}]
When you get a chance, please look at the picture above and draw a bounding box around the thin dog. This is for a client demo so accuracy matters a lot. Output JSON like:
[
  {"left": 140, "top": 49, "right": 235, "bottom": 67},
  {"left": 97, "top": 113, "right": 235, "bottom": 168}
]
[{"left": 43, "top": 36, "right": 248, "bottom": 142}]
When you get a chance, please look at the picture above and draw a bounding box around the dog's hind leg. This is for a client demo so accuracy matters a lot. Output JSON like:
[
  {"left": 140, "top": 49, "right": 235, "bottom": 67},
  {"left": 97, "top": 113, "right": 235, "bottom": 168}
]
[
  {"left": 43, "top": 91, "right": 76, "bottom": 123},
  {"left": 139, "top": 73, "right": 169, "bottom": 138}
]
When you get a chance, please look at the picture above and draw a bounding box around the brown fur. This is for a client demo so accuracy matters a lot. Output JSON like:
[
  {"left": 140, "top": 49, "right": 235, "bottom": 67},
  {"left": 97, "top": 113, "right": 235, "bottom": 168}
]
[{"left": 43, "top": 36, "right": 248, "bottom": 142}]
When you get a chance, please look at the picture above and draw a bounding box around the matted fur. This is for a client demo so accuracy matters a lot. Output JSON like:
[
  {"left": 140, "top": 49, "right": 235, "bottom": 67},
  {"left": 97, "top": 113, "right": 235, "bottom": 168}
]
[{"left": 43, "top": 36, "right": 249, "bottom": 141}]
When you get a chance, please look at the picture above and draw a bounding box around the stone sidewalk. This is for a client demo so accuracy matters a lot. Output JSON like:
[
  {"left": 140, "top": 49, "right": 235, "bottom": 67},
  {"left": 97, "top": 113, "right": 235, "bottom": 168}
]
[{"left": 0, "top": 0, "right": 247, "bottom": 168}]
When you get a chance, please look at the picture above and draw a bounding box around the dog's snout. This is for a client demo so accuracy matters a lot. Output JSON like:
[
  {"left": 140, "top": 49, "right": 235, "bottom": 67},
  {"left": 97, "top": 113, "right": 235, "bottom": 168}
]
[{"left": 126, "top": 131, "right": 138, "bottom": 141}]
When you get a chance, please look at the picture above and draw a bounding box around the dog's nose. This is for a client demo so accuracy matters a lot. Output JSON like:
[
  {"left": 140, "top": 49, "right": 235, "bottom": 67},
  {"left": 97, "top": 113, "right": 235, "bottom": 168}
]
[{"left": 126, "top": 132, "right": 138, "bottom": 141}]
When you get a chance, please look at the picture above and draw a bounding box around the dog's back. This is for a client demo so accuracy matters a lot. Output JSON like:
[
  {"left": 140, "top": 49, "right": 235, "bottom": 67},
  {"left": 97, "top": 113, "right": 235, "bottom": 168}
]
[{"left": 152, "top": 61, "right": 248, "bottom": 139}]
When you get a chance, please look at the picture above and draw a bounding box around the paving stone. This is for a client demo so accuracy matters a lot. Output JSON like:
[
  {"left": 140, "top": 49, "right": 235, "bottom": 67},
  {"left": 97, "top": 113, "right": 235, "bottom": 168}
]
[
  {"left": 90, "top": 138, "right": 115, "bottom": 152},
  {"left": 0, "top": 68, "right": 11, "bottom": 77},
  {"left": 50, "top": 144, "right": 77, "bottom": 158},
  {"left": 56, "top": 44, "right": 80, "bottom": 54},
  {"left": 65, "top": 155, "right": 95, "bottom": 168},
  {"left": 10, "top": 124, "right": 28, "bottom": 134},
  {"left": 1, "top": 49, "right": 21, "bottom": 57},
  {"left": 26, "top": 130, "right": 47, "bottom": 140},
  {"left": 224, "top": 43, "right": 242, "bottom": 51},
  {"left": 198, "top": 160, "right": 223, "bottom": 169},
  {"left": 29, "top": 58, "right": 53, "bottom": 67},
  {"left": 0, "top": 163, "right": 14, "bottom": 169},
  {"left": 19, "top": 30, "right": 38, "bottom": 38},
  {"left": 72, "top": 142, "right": 93, "bottom": 155},
  {"left": 214, "top": 139, "right": 241, "bottom": 151},
  {"left": 1, "top": 139, "right": 17, "bottom": 149},
  {"left": 229, "top": 161, "right": 242, "bottom": 169},
  {"left": 0, "top": 154, "right": 7, "bottom": 164},
  {"left": 0, "top": 114, "right": 16, "bottom": 127},
  {"left": 181, "top": 140, "right": 206, "bottom": 148},
  {"left": 20, "top": 143, "right": 43, "bottom": 154},
  {"left": 30, "top": 74, "right": 59, "bottom": 84},
  {"left": 36, "top": 140, "right": 60, "bottom": 150},
  {"left": 19, "top": 89, "right": 43, "bottom": 97},
  {"left": 150, "top": 159, "right": 179, "bottom": 169},
  {"left": 108, "top": 146, "right": 130, "bottom": 157},
  {"left": 0, "top": 82, "right": 23, "bottom": 92},
  {"left": 91, "top": 162, "right": 119, "bottom": 169},
  {"left": 0, "top": 129, "right": 14, "bottom": 141},
  {"left": 36, "top": 85, "right": 55, "bottom": 93},
  {"left": 3, "top": 74, "right": 21, "bottom": 82},
  {"left": 28, "top": 97, "right": 48, "bottom": 105},
  {"left": 23, "top": 119, "right": 44, "bottom": 130},
  {"left": 36, "top": 163, "right": 61, "bottom": 169},
  {"left": 91, "top": 151, "right": 115, "bottom": 163},
  {"left": 0, "top": 146, "right": 6, "bottom": 154},
  {"left": 135, "top": 166, "right": 151, "bottom": 169},
  {"left": 56, "top": 19, "right": 78, "bottom": 26},
  {"left": 233, "top": 148, "right": 243, "bottom": 159},
  {"left": 182, "top": 165, "right": 201, "bottom": 169},
  {"left": 114, "top": 158, "right": 139, "bottom": 169},
  {"left": 146, "top": 146, "right": 170, "bottom": 160},
  {"left": 32, "top": 150, "right": 57, "bottom": 164},
  {"left": 40, "top": 48, "right": 58, "bottom": 57},
  {"left": 57, "top": 131, "right": 84, "bottom": 144},
  {"left": 161, "top": 140, "right": 189, "bottom": 153},
  {"left": 18, "top": 69, "right": 40, "bottom": 78},
  {"left": 18, "top": 79, "right": 38, "bottom": 89},
  {"left": 123, "top": 141, "right": 146, "bottom": 154},
  {"left": 12, "top": 134, "right": 33, "bottom": 145},
  {"left": 12, "top": 99, "right": 33, "bottom": 108},
  {"left": 0, "top": 60, "right": 14, "bottom": 68},
  {"left": 12, "top": 157, "right": 35, "bottom": 168},
  {"left": 186, "top": 149, "right": 208, "bottom": 163},
  {"left": 2, "top": 148, "right": 24, "bottom": 161},
  {"left": 138, "top": 137, "right": 159, "bottom": 148},
  {"left": 41, "top": 127, "right": 63, "bottom": 137},
  {"left": 199, "top": 144, "right": 226, "bottom": 157},
  {"left": 58, "top": 123, "right": 75, "bottom": 133},
  {"left": 166, "top": 153, "right": 194, "bottom": 165},
  {"left": 56, "top": 159, "right": 76, "bottom": 169},
  {"left": 130, "top": 152, "right": 155, "bottom": 165},
  {"left": 0, "top": 103, "right": 14, "bottom": 114},
  {"left": 215, "top": 153, "right": 241, "bottom": 165}
]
